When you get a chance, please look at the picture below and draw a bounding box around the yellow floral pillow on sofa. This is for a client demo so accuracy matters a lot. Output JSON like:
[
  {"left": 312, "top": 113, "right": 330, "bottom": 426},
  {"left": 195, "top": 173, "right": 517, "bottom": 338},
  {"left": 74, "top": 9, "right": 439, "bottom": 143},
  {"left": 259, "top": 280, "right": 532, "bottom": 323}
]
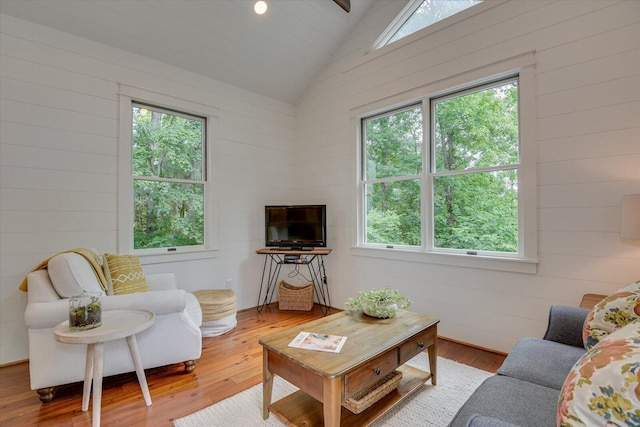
[
  {"left": 558, "top": 319, "right": 640, "bottom": 426},
  {"left": 103, "top": 254, "right": 149, "bottom": 295},
  {"left": 583, "top": 281, "right": 640, "bottom": 350}
]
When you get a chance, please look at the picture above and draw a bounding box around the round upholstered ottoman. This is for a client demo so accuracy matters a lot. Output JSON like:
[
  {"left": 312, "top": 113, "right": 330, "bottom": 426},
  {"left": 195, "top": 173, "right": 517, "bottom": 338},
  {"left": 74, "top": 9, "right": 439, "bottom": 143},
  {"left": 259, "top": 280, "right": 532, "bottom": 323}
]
[{"left": 193, "top": 289, "right": 237, "bottom": 337}]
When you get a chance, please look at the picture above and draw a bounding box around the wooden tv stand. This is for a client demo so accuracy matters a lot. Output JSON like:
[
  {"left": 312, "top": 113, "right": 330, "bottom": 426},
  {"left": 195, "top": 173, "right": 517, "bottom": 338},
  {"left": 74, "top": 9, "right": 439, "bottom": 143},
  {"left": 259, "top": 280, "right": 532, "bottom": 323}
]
[{"left": 256, "top": 248, "right": 332, "bottom": 255}]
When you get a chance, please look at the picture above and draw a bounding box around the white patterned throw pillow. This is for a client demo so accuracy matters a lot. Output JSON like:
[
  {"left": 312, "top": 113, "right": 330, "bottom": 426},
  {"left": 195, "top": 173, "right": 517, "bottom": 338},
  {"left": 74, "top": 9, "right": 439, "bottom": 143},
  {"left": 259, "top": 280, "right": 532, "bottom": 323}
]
[
  {"left": 558, "top": 319, "right": 640, "bottom": 426},
  {"left": 582, "top": 281, "right": 640, "bottom": 350}
]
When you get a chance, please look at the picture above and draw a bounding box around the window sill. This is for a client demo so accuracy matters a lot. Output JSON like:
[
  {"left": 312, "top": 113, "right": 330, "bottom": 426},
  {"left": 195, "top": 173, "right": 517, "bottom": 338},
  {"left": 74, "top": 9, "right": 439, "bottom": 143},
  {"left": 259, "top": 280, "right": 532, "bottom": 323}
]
[
  {"left": 137, "top": 248, "right": 219, "bottom": 265},
  {"left": 351, "top": 246, "right": 538, "bottom": 274}
]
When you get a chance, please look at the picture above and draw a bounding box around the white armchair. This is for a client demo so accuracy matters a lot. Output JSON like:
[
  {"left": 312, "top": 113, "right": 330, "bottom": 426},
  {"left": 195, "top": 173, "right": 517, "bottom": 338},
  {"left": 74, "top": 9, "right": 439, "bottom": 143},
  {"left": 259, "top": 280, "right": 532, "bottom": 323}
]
[{"left": 24, "top": 261, "right": 202, "bottom": 403}]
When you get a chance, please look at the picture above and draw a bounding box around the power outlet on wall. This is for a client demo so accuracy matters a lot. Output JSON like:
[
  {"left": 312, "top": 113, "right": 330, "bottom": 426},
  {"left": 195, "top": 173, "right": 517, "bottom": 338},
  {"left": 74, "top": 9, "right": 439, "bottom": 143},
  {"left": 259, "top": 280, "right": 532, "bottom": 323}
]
[{"left": 225, "top": 279, "right": 232, "bottom": 290}]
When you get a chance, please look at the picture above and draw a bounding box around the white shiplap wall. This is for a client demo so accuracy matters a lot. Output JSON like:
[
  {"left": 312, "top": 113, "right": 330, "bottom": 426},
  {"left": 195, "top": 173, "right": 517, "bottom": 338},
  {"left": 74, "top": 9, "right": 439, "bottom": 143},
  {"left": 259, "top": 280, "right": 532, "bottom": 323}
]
[
  {"left": 294, "top": 0, "right": 640, "bottom": 353},
  {"left": 0, "top": 14, "right": 295, "bottom": 364},
  {"left": 1, "top": 0, "right": 638, "bottom": 366}
]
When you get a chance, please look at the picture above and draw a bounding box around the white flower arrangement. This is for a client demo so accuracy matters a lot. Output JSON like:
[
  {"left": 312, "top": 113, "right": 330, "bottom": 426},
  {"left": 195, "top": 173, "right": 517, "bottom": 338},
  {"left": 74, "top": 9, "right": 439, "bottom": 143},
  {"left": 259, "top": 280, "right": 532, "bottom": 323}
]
[{"left": 345, "top": 288, "right": 412, "bottom": 318}]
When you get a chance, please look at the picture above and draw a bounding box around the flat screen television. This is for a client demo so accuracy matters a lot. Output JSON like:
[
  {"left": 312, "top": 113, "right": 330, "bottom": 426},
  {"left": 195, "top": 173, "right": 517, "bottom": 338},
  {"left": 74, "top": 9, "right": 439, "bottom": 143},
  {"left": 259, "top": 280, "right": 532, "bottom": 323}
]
[{"left": 265, "top": 205, "right": 326, "bottom": 249}]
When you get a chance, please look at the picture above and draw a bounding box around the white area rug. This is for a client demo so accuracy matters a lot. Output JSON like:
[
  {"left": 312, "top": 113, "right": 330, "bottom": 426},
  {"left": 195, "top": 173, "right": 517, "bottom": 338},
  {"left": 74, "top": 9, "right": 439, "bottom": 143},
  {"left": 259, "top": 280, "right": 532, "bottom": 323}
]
[{"left": 174, "top": 354, "right": 491, "bottom": 427}]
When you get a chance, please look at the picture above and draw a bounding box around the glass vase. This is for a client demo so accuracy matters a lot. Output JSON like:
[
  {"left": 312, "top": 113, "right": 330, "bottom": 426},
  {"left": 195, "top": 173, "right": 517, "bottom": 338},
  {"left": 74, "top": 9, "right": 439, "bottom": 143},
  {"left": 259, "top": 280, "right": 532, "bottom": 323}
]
[{"left": 69, "top": 292, "right": 102, "bottom": 330}]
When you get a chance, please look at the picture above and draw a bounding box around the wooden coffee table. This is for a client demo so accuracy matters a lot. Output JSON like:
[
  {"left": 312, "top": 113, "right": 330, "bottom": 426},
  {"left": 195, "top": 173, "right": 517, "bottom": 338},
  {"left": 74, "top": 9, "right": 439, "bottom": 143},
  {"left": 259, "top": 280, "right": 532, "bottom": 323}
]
[{"left": 259, "top": 310, "right": 439, "bottom": 426}]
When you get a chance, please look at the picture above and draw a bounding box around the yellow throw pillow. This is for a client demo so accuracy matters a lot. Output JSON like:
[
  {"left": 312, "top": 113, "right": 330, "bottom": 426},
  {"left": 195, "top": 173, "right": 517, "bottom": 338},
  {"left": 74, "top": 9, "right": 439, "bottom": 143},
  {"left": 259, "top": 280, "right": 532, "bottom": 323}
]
[{"left": 104, "top": 254, "right": 149, "bottom": 295}]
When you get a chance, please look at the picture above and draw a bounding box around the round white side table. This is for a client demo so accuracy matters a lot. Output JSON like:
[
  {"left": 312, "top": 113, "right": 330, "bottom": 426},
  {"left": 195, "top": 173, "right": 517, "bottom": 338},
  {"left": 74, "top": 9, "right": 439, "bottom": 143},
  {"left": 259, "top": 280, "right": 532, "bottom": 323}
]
[{"left": 53, "top": 309, "right": 155, "bottom": 427}]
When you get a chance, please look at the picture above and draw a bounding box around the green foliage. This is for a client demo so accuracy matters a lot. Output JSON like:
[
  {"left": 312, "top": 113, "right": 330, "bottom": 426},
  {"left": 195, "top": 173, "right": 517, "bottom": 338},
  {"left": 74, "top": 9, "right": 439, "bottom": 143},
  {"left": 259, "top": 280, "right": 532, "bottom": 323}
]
[
  {"left": 434, "top": 82, "right": 518, "bottom": 172},
  {"left": 363, "top": 80, "right": 519, "bottom": 252},
  {"left": 345, "top": 288, "right": 412, "bottom": 318},
  {"left": 433, "top": 171, "right": 518, "bottom": 252},
  {"left": 132, "top": 106, "right": 205, "bottom": 249},
  {"left": 364, "top": 107, "right": 423, "bottom": 246},
  {"left": 364, "top": 106, "right": 423, "bottom": 180},
  {"left": 365, "top": 179, "right": 421, "bottom": 245}
]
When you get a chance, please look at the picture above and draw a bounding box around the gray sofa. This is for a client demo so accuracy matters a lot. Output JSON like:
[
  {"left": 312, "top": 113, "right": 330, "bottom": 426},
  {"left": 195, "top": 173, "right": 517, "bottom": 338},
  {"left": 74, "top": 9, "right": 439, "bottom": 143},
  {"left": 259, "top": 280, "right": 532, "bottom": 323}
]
[{"left": 448, "top": 305, "right": 590, "bottom": 427}]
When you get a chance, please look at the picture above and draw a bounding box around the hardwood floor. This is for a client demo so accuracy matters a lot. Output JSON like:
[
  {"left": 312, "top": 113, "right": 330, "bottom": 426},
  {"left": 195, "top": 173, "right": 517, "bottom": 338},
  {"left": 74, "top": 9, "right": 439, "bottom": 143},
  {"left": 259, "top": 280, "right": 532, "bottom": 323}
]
[{"left": 0, "top": 304, "right": 506, "bottom": 426}]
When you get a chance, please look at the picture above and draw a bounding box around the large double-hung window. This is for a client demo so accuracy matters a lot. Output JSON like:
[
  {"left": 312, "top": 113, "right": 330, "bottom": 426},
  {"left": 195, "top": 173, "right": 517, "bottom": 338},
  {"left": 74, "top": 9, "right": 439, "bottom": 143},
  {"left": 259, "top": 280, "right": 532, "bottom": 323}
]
[
  {"left": 360, "top": 76, "right": 531, "bottom": 268},
  {"left": 131, "top": 103, "right": 206, "bottom": 250},
  {"left": 363, "top": 105, "right": 424, "bottom": 247},
  {"left": 432, "top": 79, "right": 519, "bottom": 254},
  {"left": 119, "top": 86, "right": 217, "bottom": 258}
]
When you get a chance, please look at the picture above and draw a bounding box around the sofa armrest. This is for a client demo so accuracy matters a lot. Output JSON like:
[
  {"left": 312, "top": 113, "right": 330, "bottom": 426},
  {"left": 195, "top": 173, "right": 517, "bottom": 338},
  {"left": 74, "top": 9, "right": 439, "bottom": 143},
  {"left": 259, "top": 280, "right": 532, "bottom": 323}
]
[
  {"left": 26, "top": 270, "right": 61, "bottom": 303},
  {"left": 24, "top": 299, "right": 71, "bottom": 329},
  {"left": 146, "top": 273, "right": 177, "bottom": 291},
  {"left": 102, "top": 289, "right": 186, "bottom": 315},
  {"left": 543, "top": 305, "right": 589, "bottom": 348},
  {"left": 25, "top": 289, "right": 188, "bottom": 329}
]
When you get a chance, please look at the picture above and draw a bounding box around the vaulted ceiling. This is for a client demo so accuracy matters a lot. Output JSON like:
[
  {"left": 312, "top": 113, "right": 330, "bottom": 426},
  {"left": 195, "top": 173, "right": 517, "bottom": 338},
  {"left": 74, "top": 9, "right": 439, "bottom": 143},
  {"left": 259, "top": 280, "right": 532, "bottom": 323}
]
[{"left": 0, "top": 0, "right": 378, "bottom": 104}]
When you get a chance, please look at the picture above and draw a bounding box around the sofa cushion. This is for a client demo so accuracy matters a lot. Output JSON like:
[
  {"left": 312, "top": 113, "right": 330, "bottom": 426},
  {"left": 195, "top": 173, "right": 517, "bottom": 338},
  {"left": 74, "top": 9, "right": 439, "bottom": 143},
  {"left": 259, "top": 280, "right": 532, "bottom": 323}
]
[
  {"left": 48, "top": 252, "right": 105, "bottom": 298},
  {"left": 104, "top": 253, "right": 149, "bottom": 295},
  {"left": 558, "top": 319, "right": 640, "bottom": 426},
  {"left": 465, "top": 415, "right": 521, "bottom": 427},
  {"left": 583, "top": 280, "right": 640, "bottom": 350},
  {"left": 448, "top": 375, "right": 559, "bottom": 427},
  {"left": 497, "top": 337, "right": 585, "bottom": 390}
]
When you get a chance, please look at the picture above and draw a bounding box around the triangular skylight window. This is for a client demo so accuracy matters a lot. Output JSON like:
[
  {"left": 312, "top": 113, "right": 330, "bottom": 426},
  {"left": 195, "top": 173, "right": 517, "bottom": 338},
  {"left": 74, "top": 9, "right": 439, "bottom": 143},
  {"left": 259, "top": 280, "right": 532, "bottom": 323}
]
[{"left": 374, "top": 0, "right": 483, "bottom": 48}]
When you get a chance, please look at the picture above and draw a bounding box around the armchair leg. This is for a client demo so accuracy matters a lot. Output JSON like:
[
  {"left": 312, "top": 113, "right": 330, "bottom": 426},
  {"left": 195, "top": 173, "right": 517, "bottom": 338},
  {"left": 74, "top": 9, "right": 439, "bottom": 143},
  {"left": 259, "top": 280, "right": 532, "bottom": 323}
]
[
  {"left": 184, "top": 360, "right": 196, "bottom": 373},
  {"left": 37, "top": 387, "right": 55, "bottom": 403}
]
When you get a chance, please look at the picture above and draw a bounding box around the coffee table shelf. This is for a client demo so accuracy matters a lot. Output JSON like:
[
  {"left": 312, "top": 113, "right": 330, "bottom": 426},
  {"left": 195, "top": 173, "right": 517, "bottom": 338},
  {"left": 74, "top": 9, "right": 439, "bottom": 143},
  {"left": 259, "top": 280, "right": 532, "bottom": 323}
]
[{"left": 269, "top": 364, "right": 431, "bottom": 427}]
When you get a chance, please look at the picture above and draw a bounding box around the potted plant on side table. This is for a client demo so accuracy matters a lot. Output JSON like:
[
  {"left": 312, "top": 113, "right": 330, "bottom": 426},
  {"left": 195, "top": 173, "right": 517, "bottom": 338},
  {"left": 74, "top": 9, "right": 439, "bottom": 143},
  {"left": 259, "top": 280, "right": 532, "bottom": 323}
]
[{"left": 69, "top": 292, "right": 102, "bottom": 330}]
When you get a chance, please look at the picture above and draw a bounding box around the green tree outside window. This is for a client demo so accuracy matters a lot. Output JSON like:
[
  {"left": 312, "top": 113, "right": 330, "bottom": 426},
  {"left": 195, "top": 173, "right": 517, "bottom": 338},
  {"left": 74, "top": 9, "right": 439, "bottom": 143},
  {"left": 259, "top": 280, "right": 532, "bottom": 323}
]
[
  {"left": 361, "top": 78, "right": 519, "bottom": 253},
  {"left": 433, "top": 80, "right": 519, "bottom": 252},
  {"left": 363, "top": 106, "right": 423, "bottom": 246},
  {"left": 131, "top": 104, "right": 206, "bottom": 250}
]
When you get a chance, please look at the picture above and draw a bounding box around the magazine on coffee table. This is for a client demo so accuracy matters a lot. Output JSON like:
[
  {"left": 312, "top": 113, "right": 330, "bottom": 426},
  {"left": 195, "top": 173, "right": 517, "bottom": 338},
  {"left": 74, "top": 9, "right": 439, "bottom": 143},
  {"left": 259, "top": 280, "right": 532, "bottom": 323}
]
[{"left": 288, "top": 331, "right": 347, "bottom": 353}]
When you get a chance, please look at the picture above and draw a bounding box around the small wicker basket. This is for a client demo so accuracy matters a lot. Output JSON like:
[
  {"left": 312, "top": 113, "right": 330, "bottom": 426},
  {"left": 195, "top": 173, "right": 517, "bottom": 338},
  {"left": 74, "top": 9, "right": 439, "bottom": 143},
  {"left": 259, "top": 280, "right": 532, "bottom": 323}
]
[
  {"left": 278, "top": 281, "right": 314, "bottom": 311},
  {"left": 193, "top": 289, "right": 237, "bottom": 321},
  {"left": 343, "top": 370, "right": 403, "bottom": 414}
]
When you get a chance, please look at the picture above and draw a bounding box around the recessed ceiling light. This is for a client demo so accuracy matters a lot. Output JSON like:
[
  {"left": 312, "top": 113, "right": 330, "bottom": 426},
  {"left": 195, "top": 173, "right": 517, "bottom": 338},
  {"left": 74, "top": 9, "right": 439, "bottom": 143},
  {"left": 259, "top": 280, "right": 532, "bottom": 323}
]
[{"left": 254, "top": 1, "right": 267, "bottom": 15}]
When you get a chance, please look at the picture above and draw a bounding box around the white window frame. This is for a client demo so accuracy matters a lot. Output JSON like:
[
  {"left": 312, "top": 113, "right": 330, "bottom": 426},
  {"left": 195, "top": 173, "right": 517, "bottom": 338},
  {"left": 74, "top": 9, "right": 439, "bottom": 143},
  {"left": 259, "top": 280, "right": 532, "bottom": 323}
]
[
  {"left": 371, "top": 0, "right": 495, "bottom": 51},
  {"left": 353, "top": 54, "right": 537, "bottom": 274},
  {"left": 361, "top": 104, "right": 424, "bottom": 249},
  {"left": 118, "top": 85, "right": 219, "bottom": 264},
  {"left": 429, "top": 76, "right": 521, "bottom": 257}
]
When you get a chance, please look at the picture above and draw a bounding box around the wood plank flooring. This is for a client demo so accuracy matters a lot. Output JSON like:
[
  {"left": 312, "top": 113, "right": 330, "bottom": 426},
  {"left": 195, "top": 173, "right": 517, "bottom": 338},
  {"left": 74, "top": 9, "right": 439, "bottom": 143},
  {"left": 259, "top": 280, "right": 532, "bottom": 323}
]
[{"left": 0, "top": 304, "right": 506, "bottom": 426}]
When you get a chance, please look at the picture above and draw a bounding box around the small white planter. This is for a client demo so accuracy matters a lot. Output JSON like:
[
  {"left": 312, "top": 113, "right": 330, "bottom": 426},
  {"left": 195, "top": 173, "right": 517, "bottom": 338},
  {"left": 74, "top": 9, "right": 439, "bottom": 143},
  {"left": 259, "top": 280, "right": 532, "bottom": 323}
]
[
  {"left": 345, "top": 288, "right": 412, "bottom": 319},
  {"left": 362, "top": 302, "right": 398, "bottom": 318}
]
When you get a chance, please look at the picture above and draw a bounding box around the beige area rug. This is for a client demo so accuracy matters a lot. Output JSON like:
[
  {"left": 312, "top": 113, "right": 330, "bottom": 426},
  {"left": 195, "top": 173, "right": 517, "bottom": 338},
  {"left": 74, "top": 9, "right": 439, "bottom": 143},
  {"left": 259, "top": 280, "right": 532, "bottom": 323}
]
[{"left": 174, "top": 353, "right": 491, "bottom": 427}]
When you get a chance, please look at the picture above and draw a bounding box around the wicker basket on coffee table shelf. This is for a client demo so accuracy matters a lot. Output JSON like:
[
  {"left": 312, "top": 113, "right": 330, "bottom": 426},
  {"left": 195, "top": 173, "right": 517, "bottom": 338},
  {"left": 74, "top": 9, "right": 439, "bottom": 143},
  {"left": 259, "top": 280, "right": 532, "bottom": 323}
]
[{"left": 343, "top": 370, "right": 403, "bottom": 414}]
